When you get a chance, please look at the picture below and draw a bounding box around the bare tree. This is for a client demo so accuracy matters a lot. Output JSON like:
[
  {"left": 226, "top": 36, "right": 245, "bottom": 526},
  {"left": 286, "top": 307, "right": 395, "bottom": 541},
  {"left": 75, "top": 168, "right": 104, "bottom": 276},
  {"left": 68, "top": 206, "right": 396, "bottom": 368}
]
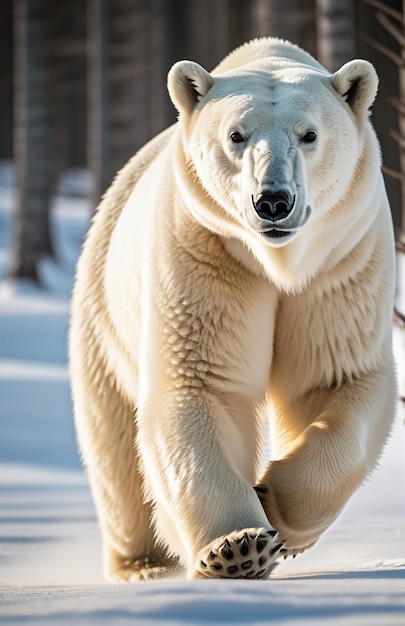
[
  {"left": 10, "top": 0, "right": 55, "bottom": 282},
  {"left": 229, "top": 0, "right": 317, "bottom": 59},
  {"left": 361, "top": 0, "right": 405, "bottom": 243},
  {"left": 0, "top": 0, "right": 12, "bottom": 162},
  {"left": 316, "top": 0, "right": 356, "bottom": 70},
  {"left": 86, "top": 0, "right": 109, "bottom": 206},
  {"left": 359, "top": 0, "right": 405, "bottom": 412},
  {"left": 49, "top": 1, "right": 86, "bottom": 183}
]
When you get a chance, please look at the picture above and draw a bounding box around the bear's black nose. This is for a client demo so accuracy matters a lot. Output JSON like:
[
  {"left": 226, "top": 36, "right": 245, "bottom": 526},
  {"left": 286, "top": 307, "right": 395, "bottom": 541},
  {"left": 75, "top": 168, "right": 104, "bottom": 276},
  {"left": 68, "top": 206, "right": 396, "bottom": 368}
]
[{"left": 252, "top": 192, "right": 295, "bottom": 222}]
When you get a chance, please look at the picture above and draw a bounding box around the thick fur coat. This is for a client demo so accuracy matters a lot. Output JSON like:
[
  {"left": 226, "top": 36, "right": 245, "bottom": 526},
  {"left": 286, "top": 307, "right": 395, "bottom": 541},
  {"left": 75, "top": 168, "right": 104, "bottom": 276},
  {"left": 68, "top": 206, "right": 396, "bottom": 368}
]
[{"left": 70, "top": 37, "right": 396, "bottom": 581}]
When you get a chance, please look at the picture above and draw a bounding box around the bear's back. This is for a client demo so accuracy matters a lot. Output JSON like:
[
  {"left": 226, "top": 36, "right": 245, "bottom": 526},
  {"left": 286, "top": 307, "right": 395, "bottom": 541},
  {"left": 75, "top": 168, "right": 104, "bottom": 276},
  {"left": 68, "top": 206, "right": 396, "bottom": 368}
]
[{"left": 213, "top": 37, "right": 325, "bottom": 75}]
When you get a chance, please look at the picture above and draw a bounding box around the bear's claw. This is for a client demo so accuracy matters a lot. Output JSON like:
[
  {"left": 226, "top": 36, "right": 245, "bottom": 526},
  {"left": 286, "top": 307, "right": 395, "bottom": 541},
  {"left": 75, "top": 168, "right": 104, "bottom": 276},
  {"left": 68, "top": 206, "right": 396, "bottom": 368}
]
[{"left": 193, "top": 527, "right": 283, "bottom": 579}]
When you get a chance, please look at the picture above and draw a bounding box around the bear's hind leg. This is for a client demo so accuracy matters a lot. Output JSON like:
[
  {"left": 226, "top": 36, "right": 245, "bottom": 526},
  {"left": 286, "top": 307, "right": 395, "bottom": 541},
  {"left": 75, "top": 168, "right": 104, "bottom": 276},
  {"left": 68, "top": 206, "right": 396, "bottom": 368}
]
[
  {"left": 103, "top": 512, "right": 179, "bottom": 582},
  {"left": 72, "top": 364, "right": 178, "bottom": 582}
]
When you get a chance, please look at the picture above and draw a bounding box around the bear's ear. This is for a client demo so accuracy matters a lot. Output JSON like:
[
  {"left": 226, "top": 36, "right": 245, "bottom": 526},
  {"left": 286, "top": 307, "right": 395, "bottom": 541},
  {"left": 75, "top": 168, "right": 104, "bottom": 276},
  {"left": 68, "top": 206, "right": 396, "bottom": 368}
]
[
  {"left": 167, "top": 60, "right": 216, "bottom": 116},
  {"left": 330, "top": 60, "right": 378, "bottom": 118}
]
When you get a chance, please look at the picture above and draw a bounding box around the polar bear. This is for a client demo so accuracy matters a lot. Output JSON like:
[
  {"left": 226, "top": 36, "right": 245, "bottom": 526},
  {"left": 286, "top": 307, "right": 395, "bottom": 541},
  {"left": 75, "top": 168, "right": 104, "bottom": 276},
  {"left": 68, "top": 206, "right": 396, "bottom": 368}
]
[{"left": 70, "top": 37, "right": 397, "bottom": 581}]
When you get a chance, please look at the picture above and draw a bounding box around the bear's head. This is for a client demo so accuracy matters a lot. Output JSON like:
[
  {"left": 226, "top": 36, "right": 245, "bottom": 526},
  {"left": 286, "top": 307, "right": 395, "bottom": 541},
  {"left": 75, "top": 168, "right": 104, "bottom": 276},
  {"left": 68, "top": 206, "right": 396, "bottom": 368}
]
[{"left": 167, "top": 49, "right": 380, "bottom": 286}]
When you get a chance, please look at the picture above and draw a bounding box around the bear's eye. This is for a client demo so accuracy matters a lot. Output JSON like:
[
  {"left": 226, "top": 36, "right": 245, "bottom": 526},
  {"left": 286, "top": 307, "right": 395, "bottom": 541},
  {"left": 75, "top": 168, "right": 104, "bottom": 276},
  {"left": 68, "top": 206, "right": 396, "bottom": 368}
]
[
  {"left": 301, "top": 130, "right": 317, "bottom": 144},
  {"left": 230, "top": 131, "right": 246, "bottom": 144}
]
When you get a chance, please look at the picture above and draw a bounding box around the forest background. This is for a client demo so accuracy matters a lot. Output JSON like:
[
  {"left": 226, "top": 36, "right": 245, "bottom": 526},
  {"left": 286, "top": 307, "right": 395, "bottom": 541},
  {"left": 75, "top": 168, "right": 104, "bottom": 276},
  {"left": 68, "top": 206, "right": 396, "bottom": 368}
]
[{"left": 1, "top": 0, "right": 405, "bottom": 287}]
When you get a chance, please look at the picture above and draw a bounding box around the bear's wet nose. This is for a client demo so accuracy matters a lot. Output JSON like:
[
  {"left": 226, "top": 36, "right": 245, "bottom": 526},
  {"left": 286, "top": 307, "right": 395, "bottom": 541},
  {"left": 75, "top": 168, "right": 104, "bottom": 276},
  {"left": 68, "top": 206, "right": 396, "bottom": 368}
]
[{"left": 253, "top": 192, "right": 294, "bottom": 222}]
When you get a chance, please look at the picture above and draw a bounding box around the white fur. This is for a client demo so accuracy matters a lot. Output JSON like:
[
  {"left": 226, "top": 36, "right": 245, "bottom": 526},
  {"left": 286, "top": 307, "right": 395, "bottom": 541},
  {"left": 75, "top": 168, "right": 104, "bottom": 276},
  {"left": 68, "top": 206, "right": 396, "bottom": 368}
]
[{"left": 70, "top": 37, "right": 397, "bottom": 580}]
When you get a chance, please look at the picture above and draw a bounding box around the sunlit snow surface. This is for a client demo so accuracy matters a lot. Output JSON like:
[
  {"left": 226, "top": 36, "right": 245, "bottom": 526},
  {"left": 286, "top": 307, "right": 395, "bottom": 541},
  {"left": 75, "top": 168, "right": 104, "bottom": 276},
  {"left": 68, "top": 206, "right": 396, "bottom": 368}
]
[{"left": 0, "top": 163, "right": 404, "bottom": 624}]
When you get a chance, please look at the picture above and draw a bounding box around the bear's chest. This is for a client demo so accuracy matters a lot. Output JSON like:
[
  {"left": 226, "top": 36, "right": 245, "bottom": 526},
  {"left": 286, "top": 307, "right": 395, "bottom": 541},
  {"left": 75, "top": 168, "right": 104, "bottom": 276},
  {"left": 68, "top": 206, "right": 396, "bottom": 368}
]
[{"left": 271, "top": 276, "right": 381, "bottom": 397}]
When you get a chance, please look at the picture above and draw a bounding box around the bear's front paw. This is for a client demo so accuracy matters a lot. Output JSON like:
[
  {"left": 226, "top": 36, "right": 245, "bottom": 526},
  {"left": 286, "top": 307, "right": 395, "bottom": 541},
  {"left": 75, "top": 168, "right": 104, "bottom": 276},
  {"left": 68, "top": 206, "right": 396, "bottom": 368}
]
[{"left": 192, "top": 527, "right": 283, "bottom": 580}]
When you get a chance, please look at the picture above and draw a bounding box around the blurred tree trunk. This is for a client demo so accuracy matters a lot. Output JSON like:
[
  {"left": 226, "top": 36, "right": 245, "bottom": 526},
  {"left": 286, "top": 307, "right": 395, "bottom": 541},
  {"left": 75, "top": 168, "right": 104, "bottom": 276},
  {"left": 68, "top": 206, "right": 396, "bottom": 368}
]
[
  {"left": 250, "top": 0, "right": 313, "bottom": 48},
  {"left": 316, "top": 0, "right": 355, "bottom": 70},
  {"left": 109, "top": 0, "right": 151, "bottom": 179},
  {"left": 10, "top": 0, "right": 54, "bottom": 282},
  {"left": 358, "top": 0, "right": 404, "bottom": 238},
  {"left": 49, "top": 1, "right": 86, "bottom": 183},
  {"left": 87, "top": 0, "right": 157, "bottom": 206},
  {"left": 389, "top": 0, "right": 405, "bottom": 244},
  {"left": 227, "top": 0, "right": 252, "bottom": 49},
  {"left": 0, "top": 0, "right": 13, "bottom": 161},
  {"left": 390, "top": 0, "right": 405, "bottom": 244},
  {"left": 273, "top": 0, "right": 317, "bottom": 56},
  {"left": 87, "top": 0, "right": 109, "bottom": 207},
  {"left": 399, "top": 0, "right": 405, "bottom": 243}
]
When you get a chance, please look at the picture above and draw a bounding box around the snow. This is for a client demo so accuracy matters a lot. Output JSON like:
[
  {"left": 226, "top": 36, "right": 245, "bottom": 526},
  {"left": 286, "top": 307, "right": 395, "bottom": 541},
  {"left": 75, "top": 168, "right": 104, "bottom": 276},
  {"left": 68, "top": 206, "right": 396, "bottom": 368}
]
[{"left": 0, "top": 162, "right": 404, "bottom": 624}]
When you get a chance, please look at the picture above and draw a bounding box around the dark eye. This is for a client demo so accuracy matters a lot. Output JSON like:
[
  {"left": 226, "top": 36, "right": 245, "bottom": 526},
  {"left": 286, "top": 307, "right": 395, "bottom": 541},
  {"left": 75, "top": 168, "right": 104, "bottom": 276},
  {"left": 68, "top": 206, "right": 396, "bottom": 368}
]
[
  {"left": 230, "top": 131, "right": 246, "bottom": 144},
  {"left": 302, "top": 130, "right": 317, "bottom": 144}
]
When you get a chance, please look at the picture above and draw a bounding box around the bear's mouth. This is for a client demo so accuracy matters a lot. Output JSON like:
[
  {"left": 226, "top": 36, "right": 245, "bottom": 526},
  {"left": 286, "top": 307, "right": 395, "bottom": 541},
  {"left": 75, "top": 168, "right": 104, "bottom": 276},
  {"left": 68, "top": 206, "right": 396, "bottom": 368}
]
[{"left": 262, "top": 229, "right": 292, "bottom": 240}]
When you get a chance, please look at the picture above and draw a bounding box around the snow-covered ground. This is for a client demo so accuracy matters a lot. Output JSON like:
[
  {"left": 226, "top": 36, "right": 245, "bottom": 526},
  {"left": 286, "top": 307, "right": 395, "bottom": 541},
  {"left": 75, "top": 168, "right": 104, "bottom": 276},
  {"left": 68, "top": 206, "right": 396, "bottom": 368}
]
[{"left": 0, "top": 162, "right": 404, "bottom": 625}]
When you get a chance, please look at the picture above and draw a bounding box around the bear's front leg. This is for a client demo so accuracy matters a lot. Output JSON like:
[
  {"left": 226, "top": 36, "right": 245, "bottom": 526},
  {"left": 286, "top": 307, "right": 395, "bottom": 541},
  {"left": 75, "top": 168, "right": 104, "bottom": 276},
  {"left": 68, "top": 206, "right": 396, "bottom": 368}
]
[
  {"left": 256, "top": 363, "right": 396, "bottom": 554},
  {"left": 136, "top": 239, "right": 283, "bottom": 578},
  {"left": 137, "top": 390, "right": 283, "bottom": 579}
]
